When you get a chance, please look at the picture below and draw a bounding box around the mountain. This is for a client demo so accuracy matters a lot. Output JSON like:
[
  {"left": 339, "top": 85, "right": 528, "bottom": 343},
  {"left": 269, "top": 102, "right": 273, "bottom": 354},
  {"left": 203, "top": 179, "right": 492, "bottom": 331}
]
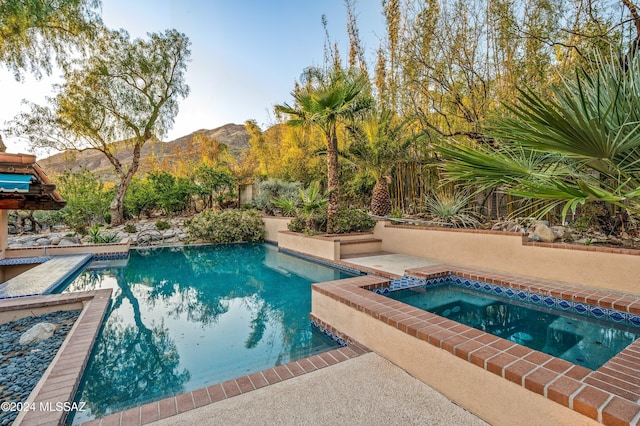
[{"left": 39, "top": 123, "right": 250, "bottom": 181}]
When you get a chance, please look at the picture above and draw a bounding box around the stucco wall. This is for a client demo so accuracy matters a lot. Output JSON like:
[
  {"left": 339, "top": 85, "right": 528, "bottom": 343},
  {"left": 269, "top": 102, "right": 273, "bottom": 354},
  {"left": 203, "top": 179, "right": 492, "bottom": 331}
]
[
  {"left": 262, "top": 216, "right": 292, "bottom": 243},
  {"left": 374, "top": 222, "right": 640, "bottom": 294},
  {"left": 277, "top": 231, "right": 339, "bottom": 260}
]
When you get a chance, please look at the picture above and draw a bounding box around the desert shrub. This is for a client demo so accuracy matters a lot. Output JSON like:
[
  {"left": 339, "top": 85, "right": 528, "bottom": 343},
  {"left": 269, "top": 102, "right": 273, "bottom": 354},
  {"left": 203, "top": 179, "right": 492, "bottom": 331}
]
[
  {"left": 53, "top": 169, "right": 111, "bottom": 231},
  {"left": 253, "top": 179, "right": 302, "bottom": 215},
  {"left": 155, "top": 220, "right": 171, "bottom": 231},
  {"left": 186, "top": 209, "right": 265, "bottom": 243},
  {"left": 331, "top": 208, "right": 376, "bottom": 234},
  {"left": 124, "top": 224, "right": 137, "bottom": 233}
]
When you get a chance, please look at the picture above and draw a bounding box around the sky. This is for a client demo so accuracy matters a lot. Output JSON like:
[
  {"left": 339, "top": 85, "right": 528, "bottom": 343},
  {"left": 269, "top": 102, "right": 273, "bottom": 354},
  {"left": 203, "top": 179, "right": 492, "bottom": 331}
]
[{"left": 0, "top": 0, "right": 386, "bottom": 155}]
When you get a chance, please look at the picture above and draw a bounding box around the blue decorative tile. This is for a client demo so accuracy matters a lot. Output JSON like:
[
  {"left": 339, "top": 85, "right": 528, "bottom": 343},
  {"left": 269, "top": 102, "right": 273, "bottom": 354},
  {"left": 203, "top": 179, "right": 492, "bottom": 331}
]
[
  {"left": 609, "top": 311, "right": 625, "bottom": 322},
  {"left": 543, "top": 297, "right": 555, "bottom": 307},
  {"left": 506, "top": 289, "right": 515, "bottom": 298},
  {"left": 629, "top": 315, "right": 640, "bottom": 327},
  {"left": 483, "top": 284, "right": 492, "bottom": 291},
  {"left": 591, "top": 307, "right": 605, "bottom": 318},
  {"left": 463, "top": 280, "right": 471, "bottom": 287},
  {"left": 573, "top": 303, "right": 587, "bottom": 313},
  {"left": 529, "top": 293, "right": 541, "bottom": 303},
  {"left": 517, "top": 291, "right": 527, "bottom": 300}
]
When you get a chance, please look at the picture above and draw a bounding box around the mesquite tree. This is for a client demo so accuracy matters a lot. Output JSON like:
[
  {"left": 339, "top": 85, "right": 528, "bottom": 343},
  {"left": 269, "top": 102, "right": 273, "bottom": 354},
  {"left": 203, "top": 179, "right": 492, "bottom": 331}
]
[{"left": 9, "top": 29, "right": 190, "bottom": 225}]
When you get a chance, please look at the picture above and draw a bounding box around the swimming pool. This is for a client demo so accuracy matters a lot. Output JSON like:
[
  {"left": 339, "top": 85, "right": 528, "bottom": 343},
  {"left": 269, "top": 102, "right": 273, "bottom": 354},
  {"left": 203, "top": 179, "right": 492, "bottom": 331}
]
[
  {"left": 59, "top": 243, "right": 357, "bottom": 423},
  {"left": 386, "top": 280, "right": 639, "bottom": 370}
]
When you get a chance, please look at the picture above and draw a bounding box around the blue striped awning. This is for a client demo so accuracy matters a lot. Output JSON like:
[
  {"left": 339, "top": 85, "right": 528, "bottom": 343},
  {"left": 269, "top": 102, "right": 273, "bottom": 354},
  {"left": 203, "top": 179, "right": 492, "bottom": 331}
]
[{"left": 0, "top": 174, "right": 32, "bottom": 193}]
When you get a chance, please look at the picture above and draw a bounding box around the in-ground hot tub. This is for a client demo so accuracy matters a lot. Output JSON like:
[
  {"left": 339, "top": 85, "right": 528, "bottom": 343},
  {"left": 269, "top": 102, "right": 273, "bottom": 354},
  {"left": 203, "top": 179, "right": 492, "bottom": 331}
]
[
  {"left": 382, "top": 277, "right": 639, "bottom": 370},
  {"left": 311, "top": 266, "right": 640, "bottom": 426}
]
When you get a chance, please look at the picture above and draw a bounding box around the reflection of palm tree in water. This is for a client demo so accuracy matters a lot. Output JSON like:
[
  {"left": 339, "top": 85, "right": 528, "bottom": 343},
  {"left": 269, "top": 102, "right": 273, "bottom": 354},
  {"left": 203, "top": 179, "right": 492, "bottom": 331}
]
[{"left": 79, "top": 268, "right": 190, "bottom": 418}]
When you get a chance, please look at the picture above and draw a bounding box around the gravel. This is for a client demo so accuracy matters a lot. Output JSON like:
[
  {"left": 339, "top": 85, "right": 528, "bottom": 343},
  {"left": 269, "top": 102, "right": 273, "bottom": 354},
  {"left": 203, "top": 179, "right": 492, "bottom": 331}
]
[{"left": 0, "top": 310, "right": 81, "bottom": 425}]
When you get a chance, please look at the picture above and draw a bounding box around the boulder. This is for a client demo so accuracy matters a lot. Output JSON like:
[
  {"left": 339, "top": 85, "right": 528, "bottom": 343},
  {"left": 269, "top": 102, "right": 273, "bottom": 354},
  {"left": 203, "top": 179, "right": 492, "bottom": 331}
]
[
  {"left": 58, "top": 237, "right": 80, "bottom": 246},
  {"left": 550, "top": 226, "right": 567, "bottom": 240},
  {"left": 35, "top": 238, "right": 51, "bottom": 246},
  {"left": 50, "top": 237, "right": 61, "bottom": 245},
  {"left": 529, "top": 222, "right": 556, "bottom": 243},
  {"left": 19, "top": 323, "right": 59, "bottom": 346}
]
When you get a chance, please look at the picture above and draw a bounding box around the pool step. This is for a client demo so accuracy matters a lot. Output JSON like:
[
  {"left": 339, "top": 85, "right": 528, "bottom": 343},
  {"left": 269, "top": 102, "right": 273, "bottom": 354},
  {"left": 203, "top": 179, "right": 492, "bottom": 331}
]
[{"left": 339, "top": 238, "right": 383, "bottom": 257}]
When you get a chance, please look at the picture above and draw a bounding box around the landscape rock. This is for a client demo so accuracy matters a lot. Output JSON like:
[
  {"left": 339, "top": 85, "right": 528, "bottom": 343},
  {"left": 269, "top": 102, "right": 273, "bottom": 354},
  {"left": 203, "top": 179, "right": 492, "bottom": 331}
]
[
  {"left": 19, "top": 323, "right": 59, "bottom": 346},
  {"left": 58, "top": 237, "right": 80, "bottom": 246},
  {"left": 529, "top": 222, "right": 556, "bottom": 243},
  {"left": 50, "top": 237, "right": 61, "bottom": 245},
  {"left": 35, "top": 238, "right": 51, "bottom": 246},
  {"left": 550, "top": 226, "right": 567, "bottom": 240}
]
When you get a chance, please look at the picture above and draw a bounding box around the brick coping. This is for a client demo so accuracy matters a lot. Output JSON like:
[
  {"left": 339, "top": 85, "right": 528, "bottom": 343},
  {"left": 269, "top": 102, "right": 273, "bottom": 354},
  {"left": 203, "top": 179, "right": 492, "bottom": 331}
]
[
  {"left": 81, "top": 342, "right": 370, "bottom": 426},
  {"left": 2, "top": 290, "right": 112, "bottom": 425},
  {"left": 312, "top": 269, "right": 640, "bottom": 425}
]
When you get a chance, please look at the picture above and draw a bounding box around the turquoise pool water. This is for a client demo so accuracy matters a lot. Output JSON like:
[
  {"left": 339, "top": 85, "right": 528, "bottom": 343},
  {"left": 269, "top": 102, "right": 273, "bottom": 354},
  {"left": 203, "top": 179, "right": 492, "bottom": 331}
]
[
  {"left": 61, "top": 244, "right": 356, "bottom": 422},
  {"left": 388, "top": 284, "right": 639, "bottom": 370}
]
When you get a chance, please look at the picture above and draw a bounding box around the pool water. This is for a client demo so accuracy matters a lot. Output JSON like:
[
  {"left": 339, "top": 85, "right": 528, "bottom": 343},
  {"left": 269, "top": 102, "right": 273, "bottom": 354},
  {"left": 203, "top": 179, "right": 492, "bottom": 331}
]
[
  {"left": 388, "top": 284, "right": 639, "bottom": 370},
  {"left": 61, "top": 244, "right": 356, "bottom": 422}
]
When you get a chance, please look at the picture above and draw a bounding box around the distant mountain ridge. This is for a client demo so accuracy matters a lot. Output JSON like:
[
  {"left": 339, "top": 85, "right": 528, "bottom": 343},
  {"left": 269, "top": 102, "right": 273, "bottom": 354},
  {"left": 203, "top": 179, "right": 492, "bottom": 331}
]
[{"left": 40, "top": 123, "right": 250, "bottom": 180}]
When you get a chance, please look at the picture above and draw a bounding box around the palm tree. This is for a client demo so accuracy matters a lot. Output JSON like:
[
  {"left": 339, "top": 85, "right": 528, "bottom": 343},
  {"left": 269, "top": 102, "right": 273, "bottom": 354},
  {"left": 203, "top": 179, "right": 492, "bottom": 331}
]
[
  {"left": 276, "top": 67, "right": 371, "bottom": 232},
  {"left": 298, "top": 181, "right": 328, "bottom": 230},
  {"left": 438, "top": 53, "right": 640, "bottom": 220},
  {"left": 345, "top": 109, "right": 413, "bottom": 216}
]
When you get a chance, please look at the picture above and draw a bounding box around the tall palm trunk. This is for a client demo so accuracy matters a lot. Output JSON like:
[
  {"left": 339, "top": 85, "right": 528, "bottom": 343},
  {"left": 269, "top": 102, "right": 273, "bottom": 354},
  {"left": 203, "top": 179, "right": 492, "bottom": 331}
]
[
  {"left": 371, "top": 180, "right": 392, "bottom": 216},
  {"left": 326, "top": 126, "right": 339, "bottom": 233}
]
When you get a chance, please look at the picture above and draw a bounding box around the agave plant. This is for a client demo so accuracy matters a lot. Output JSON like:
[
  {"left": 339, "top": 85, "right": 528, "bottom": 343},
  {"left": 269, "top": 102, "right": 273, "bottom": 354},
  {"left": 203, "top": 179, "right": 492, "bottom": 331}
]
[
  {"left": 438, "top": 52, "right": 640, "bottom": 220},
  {"left": 423, "top": 189, "right": 479, "bottom": 228}
]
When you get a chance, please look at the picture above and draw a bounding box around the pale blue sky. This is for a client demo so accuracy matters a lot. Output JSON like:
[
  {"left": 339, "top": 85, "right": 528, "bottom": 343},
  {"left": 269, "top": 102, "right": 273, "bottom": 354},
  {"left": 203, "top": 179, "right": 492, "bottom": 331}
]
[{"left": 0, "top": 0, "right": 385, "bottom": 154}]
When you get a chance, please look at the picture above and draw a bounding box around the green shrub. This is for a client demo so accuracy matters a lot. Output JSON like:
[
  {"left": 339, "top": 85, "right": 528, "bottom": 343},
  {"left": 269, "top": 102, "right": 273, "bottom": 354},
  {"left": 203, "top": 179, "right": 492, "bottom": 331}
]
[
  {"left": 186, "top": 209, "right": 265, "bottom": 244},
  {"left": 287, "top": 216, "right": 306, "bottom": 233},
  {"left": 155, "top": 220, "right": 171, "bottom": 231},
  {"left": 253, "top": 179, "right": 302, "bottom": 215},
  {"left": 124, "top": 224, "right": 137, "bottom": 233},
  {"left": 331, "top": 208, "right": 376, "bottom": 234}
]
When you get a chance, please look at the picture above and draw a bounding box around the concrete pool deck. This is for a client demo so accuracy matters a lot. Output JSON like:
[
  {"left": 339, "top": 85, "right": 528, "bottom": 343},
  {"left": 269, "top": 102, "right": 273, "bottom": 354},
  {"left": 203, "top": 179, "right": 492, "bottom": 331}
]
[{"left": 150, "top": 352, "right": 488, "bottom": 426}]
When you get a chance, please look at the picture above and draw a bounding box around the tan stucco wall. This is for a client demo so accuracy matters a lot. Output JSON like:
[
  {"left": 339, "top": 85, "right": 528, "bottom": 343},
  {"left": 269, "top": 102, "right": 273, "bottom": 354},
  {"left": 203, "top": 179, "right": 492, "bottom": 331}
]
[
  {"left": 0, "top": 263, "right": 37, "bottom": 283},
  {"left": 277, "top": 231, "right": 339, "bottom": 260},
  {"left": 374, "top": 222, "right": 640, "bottom": 294},
  {"left": 312, "top": 291, "right": 599, "bottom": 426},
  {"left": 262, "top": 216, "right": 292, "bottom": 243}
]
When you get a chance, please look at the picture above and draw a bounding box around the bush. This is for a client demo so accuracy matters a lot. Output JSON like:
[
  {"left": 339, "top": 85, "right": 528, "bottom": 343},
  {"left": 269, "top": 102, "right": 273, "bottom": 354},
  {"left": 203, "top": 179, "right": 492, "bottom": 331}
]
[
  {"left": 287, "top": 216, "right": 306, "bottom": 233},
  {"left": 124, "top": 224, "right": 137, "bottom": 233},
  {"left": 253, "top": 179, "right": 302, "bottom": 215},
  {"left": 331, "top": 208, "right": 376, "bottom": 234},
  {"left": 186, "top": 209, "right": 265, "bottom": 244},
  {"left": 155, "top": 220, "right": 171, "bottom": 231}
]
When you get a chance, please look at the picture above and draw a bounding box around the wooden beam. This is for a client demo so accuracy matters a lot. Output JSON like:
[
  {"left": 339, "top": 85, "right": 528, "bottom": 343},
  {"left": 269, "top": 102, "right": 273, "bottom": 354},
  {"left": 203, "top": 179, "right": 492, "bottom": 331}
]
[{"left": 0, "top": 198, "right": 65, "bottom": 210}]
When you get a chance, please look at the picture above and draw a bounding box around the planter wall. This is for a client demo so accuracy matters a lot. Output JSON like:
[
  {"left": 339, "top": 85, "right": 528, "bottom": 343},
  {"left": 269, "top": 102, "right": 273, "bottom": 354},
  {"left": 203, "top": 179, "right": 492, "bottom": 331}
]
[{"left": 374, "top": 221, "right": 640, "bottom": 294}]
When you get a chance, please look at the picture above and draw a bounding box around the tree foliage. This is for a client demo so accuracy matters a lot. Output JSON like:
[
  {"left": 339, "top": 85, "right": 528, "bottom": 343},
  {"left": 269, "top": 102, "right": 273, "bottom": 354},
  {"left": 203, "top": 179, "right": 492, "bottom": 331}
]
[
  {"left": 0, "top": 0, "right": 102, "bottom": 79},
  {"left": 8, "top": 28, "right": 191, "bottom": 225},
  {"left": 276, "top": 66, "right": 372, "bottom": 232},
  {"left": 438, "top": 53, "right": 640, "bottom": 219}
]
